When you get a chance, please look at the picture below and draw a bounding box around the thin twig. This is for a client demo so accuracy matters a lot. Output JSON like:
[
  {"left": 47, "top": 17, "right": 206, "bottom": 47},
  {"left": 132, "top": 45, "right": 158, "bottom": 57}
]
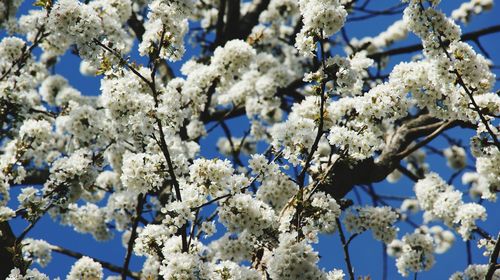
[
  {"left": 336, "top": 218, "right": 355, "bottom": 280},
  {"left": 382, "top": 243, "right": 388, "bottom": 280},
  {"left": 466, "top": 240, "right": 472, "bottom": 266},
  {"left": 121, "top": 194, "right": 145, "bottom": 280},
  {"left": 396, "top": 163, "right": 422, "bottom": 182}
]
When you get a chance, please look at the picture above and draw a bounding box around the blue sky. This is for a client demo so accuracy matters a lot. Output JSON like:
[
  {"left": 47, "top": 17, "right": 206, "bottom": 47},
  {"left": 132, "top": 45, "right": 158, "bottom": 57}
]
[{"left": 3, "top": 0, "right": 500, "bottom": 279}]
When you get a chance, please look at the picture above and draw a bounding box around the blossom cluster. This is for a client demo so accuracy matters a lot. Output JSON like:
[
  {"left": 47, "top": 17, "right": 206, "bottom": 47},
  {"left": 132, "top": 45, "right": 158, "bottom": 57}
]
[
  {"left": 21, "top": 238, "right": 52, "bottom": 267},
  {"left": 267, "top": 232, "right": 343, "bottom": 280},
  {"left": 139, "top": 0, "right": 191, "bottom": 61},
  {"left": 295, "top": 0, "right": 347, "bottom": 56},
  {"left": 344, "top": 206, "right": 399, "bottom": 244},
  {"left": 450, "top": 264, "right": 500, "bottom": 279},
  {"left": 66, "top": 256, "right": 103, "bottom": 280},
  {"left": 452, "top": 0, "right": 493, "bottom": 23},
  {"left": 414, "top": 173, "right": 486, "bottom": 240},
  {"left": 394, "top": 231, "right": 435, "bottom": 277}
]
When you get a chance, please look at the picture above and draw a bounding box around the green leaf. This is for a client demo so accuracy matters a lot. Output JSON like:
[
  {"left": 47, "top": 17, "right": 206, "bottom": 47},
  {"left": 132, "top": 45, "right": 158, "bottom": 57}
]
[{"left": 33, "top": 0, "right": 52, "bottom": 9}]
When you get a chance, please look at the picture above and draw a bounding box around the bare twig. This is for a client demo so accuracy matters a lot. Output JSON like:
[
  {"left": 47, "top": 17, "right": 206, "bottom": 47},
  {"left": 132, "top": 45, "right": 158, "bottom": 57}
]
[
  {"left": 336, "top": 218, "right": 355, "bottom": 280},
  {"left": 121, "top": 194, "right": 145, "bottom": 280},
  {"left": 396, "top": 163, "right": 422, "bottom": 182}
]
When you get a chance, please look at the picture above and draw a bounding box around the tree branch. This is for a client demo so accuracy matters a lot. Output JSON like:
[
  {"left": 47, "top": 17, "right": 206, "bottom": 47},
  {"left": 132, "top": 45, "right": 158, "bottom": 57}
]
[
  {"left": 51, "top": 245, "right": 139, "bottom": 279},
  {"left": 127, "top": 12, "right": 145, "bottom": 42},
  {"left": 121, "top": 194, "right": 145, "bottom": 280},
  {"left": 212, "top": 0, "right": 227, "bottom": 47},
  {"left": 224, "top": 0, "right": 240, "bottom": 40},
  {"left": 486, "top": 233, "right": 500, "bottom": 280},
  {"left": 368, "top": 24, "right": 500, "bottom": 60},
  {"left": 229, "top": 0, "right": 270, "bottom": 40},
  {"left": 320, "top": 114, "right": 473, "bottom": 199},
  {"left": 336, "top": 218, "right": 355, "bottom": 280},
  {"left": 0, "top": 222, "right": 16, "bottom": 279}
]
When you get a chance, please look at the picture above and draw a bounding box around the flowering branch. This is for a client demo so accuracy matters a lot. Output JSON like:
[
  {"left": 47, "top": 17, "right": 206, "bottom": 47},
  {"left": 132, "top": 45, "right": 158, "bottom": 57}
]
[
  {"left": 486, "top": 233, "right": 500, "bottom": 280},
  {"left": 51, "top": 245, "right": 139, "bottom": 279},
  {"left": 0, "top": 24, "right": 47, "bottom": 82},
  {"left": 1, "top": 0, "right": 500, "bottom": 278},
  {"left": 368, "top": 24, "right": 500, "bottom": 60},
  {"left": 416, "top": 3, "right": 500, "bottom": 150}
]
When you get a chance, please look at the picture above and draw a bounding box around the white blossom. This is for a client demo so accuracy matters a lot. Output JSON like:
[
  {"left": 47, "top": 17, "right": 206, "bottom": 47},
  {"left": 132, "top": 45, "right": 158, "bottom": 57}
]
[
  {"left": 46, "top": 0, "right": 102, "bottom": 61},
  {"left": 0, "top": 206, "right": 15, "bottom": 222},
  {"left": 295, "top": 0, "right": 347, "bottom": 57},
  {"left": 6, "top": 268, "right": 49, "bottom": 280},
  {"left": 452, "top": 0, "right": 493, "bottom": 24},
  {"left": 219, "top": 193, "right": 277, "bottom": 236},
  {"left": 139, "top": 0, "right": 192, "bottom": 61},
  {"left": 121, "top": 152, "right": 165, "bottom": 194},
  {"left": 1, "top": 0, "right": 500, "bottom": 278},
  {"left": 344, "top": 206, "right": 399, "bottom": 244},
  {"left": 19, "top": 119, "right": 52, "bottom": 145},
  {"left": 267, "top": 232, "right": 328, "bottom": 280},
  {"left": 21, "top": 238, "right": 52, "bottom": 267},
  {"left": 66, "top": 256, "right": 103, "bottom": 280},
  {"left": 443, "top": 145, "right": 467, "bottom": 170},
  {"left": 414, "top": 173, "right": 486, "bottom": 240},
  {"left": 450, "top": 264, "right": 500, "bottom": 280},
  {"left": 395, "top": 232, "right": 435, "bottom": 277}
]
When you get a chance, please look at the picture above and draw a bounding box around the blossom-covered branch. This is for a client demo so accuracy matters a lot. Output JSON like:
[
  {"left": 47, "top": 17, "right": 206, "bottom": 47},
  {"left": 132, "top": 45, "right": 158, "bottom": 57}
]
[{"left": 0, "top": 0, "right": 499, "bottom": 279}]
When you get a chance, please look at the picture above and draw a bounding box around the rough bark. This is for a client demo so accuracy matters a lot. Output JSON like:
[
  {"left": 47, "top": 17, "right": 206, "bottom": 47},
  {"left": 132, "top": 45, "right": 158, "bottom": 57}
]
[
  {"left": 320, "top": 115, "right": 473, "bottom": 199},
  {"left": 0, "top": 222, "right": 16, "bottom": 279}
]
